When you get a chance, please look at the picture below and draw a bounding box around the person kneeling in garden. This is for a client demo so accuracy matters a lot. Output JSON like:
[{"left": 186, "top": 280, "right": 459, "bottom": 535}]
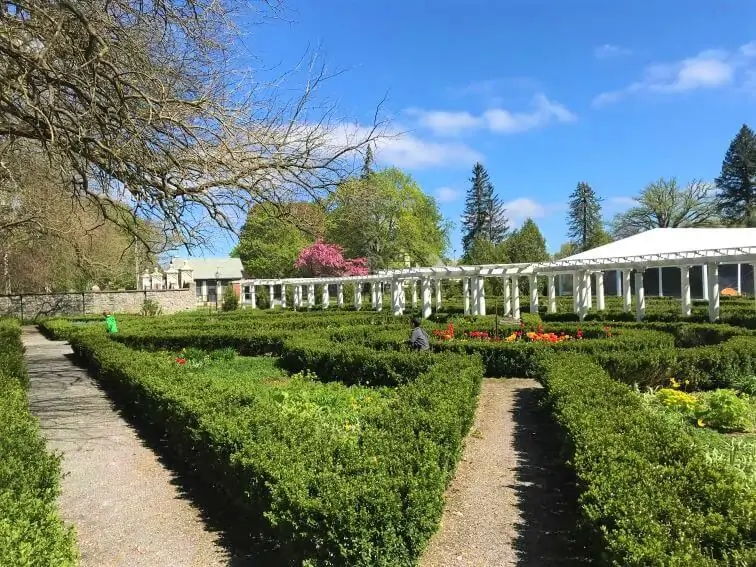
[
  {"left": 103, "top": 311, "right": 118, "bottom": 334},
  {"left": 408, "top": 316, "right": 430, "bottom": 351}
]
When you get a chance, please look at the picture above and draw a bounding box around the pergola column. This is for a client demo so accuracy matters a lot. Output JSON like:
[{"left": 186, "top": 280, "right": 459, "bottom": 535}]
[
  {"left": 512, "top": 276, "right": 521, "bottom": 320},
  {"left": 268, "top": 284, "right": 275, "bottom": 309},
  {"left": 622, "top": 270, "right": 632, "bottom": 312},
  {"left": 572, "top": 272, "right": 579, "bottom": 314},
  {"left": 680, "top": 266, "right": 692, "bottom": 317},
  {"left": 250, "top": 285, "right": 257, "bottom": 309},
  {"left": 635, "top": 270, "right": 646, "bottom": 322},
  {"left": 463, "top": 277, "right": 471, "bottom": 315},
  {"left": 657, "top": 267, "right": 664, "bottom": 297},
  {"left": 737, "top": 263, "right": 742, "bottom": 295},
  {"left": 421, "top": 277, "right": 432, "bottom": 319},
  {"left": 477, "top": 276, "right": 486, "bottom": 316},
  {"left": 586, "top": 272, "right": 593, "bottom": 310},
  {"left": 702, "top": 265, "right": 709, "bottom": 300},
  {"left": 752, "top": 263, "right": 756, "bottom": 310},
  {"left": 376, "top": 282, "right": 383, "bottom": 312},
  {"left": 308, "top": 284, "right": 315, "bottom": 309},
  {"left": 707, "top": 263, "right": 720, "bottom": 322},
  {"left": 321, "top": 284, "right": 330, "bottom": 309},
  {"left": 337, "top": 283, "right": 344, "bottom": 308},
  {"left": 435, "top": 280, "right": 442, "bottom": 311},
  {"left": 354, "top": 281, "right": 362, "bottom": 310},
  {"left": 577, "top": 270, "right": 589, "bottom": 322},
  {"left": 470, "top": 277, "right": 479, "bottom": 316},
  {"left": 412, "top": 280, "right": 418, "bottom": 308},
  {"left": 503, "top": 277, "right": 512, "bottom": 316},
  {"left": 281, "top": 284, "right": 287, "bottom": 309},
  {"left": 615, "top": 270, "right": 622, "bottom": 297},
  {"left": 529, "top": 274, "right": 539, "bottom": 314},
  {"left": 596, "top": 272, "right": 605, "bottom": 311},
  {"left": 400, "top": 281, "right": 406, "bottom": 312},
  {"left": 371, "top": 282, "right": 378, "bottom": 310},
  {"left": 391, "top": 279, "right": 403, "bottom": 316},
  {"left": 547, "top": 275, "right": 557, "bottom": 313}
]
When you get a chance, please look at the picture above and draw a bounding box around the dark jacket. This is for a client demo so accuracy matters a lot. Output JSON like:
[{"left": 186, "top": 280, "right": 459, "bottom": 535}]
[{"left": 409, "top": 327, "right": 430, "bottom": 351}]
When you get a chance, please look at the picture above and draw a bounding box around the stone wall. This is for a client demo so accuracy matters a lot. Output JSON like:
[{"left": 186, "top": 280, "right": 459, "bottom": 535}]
[{"left": 0, "top": 288, "right": 196, "bottom": 319}]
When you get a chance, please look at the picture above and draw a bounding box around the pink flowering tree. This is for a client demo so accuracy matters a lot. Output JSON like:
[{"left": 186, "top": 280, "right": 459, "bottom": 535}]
[{"left": 294, "top": 241, "right": 370, "bottom": 277}]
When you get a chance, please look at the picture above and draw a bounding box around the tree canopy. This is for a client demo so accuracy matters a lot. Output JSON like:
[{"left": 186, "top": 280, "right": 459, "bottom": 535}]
[
  {"left": 715, "top": 124, "right": 756, "bottom": 227},
  {"left": 326, "top": 167, "right": 449, "bottom": 270},
  {"left": 294, "top": 241, "right": 368, "bottom": 277},
  {"left": 461, "top": 162, "right": 508, "bottom": 253},
  {"left": 506, "top": 218, "right": 549, "bottom": 263},
  {"left": 610, "top": 178, "right": 718, "bottom": 239},
  {"left": 567, "top": 182, "right": 610, "bottom": 250}
]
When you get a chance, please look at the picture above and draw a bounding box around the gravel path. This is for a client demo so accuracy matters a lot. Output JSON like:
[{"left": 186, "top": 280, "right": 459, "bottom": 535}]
[
  {"left": 23, "top": 327, "right": 232, "bottom": 567},
  {"left": 419, "top": 378, "right": 591, "bottom": 567}
]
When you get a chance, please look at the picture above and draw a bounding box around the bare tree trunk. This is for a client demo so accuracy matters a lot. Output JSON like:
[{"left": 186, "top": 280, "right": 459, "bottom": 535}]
[{"left": 3, "top": 249, "right": 10, "bottom": 294}]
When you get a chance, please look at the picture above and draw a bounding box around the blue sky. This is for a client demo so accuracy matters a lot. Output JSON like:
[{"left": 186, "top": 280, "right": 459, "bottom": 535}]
[{"left": 213, "top": 1, "right": 756, "bottom": 258}]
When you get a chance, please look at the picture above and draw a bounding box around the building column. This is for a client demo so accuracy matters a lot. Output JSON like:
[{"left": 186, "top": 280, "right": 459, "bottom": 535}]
[
  {"left": 250, "top": 285, "right": 257, "bottom": 309},
  {"left": 201, "top": 280, "right": 208, "bottom": 303},
  {"left": 658, "top": 266, "right": 664, "bottom": 297},
  {"left": 412, "top": 280, "right": 418, "bottom": 308},
  {"left": 435, "top": 280, "right": 442, "bottom": 311},
  {"left": 547, "top": 275, "right": 557, "bottom": 313},
  {"left": 707, "top": 263, "right": 720, "bottom": 322},
  {"left": 421, "top": 277, "right": 432, "bottom": 319},
  {"left": 463, "top": 277, "right": 471, "bottom": 315},
  {"left": 635, "top": 270, "right": 646, "bottom": 322},
  {"left": 391, "top": 279, "right": 403, "bottom": 316},
  {"left": 702, "top": 265, "right": 709, "bottom": 300},
  {"left": 615, "top": 270, "right": 622, "bottom": 297},
  {"left": 470, "top": 277, "right": 479, "bottom": 316},
  {"left": 512, "top": 276, "right": 521, "bottom": 320},
  {"left": 308, "top": 284, "right": 315, "bottom": 309},
  {"left": 529, "top": 274, "right": 539, "bottom": 314},
  {"left": 280, "top": 284, "right": 287, "bottom": 309},
  {"left": 680, "top": 266, "right": 692, "bottom": 317},
  {"left": 477, "top": 277, "right": 486, "bottom": 316},
  {"left": 354, "top": 281, "right": 362, "bottom": 310},
  {"left": 321, "top": 284, "right": 330, "bottom": 309},
  {"left": 623, "top": 270, "right": 632, "bottom": 313},
  {"left": 503, "top": 277, "right": 512, "bottom": 316},
  {"left": 596, "top": 271, "right": 605, "bottom": 311},
  {"left": 268, "top": 284, "right": 275, "bottom": 309},
  {"left": 337, "top": 283, "right": 344, "bottom": 308}
]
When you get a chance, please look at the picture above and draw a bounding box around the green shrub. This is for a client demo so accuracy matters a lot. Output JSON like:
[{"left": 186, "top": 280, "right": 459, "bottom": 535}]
[
  {"left": 0, "top": 319, "right": 77, "bottom": 566},
  {"left": 696, "top": 389, "right": 751, "bottom": 432},
  {"left": 141, "top": 298, "right": 162, "bottom": 316},
  {"left": 221, "top": 286, "right": 239, "bottom": 311},
  {"left": 732, "top": 375, "right": 756, "bottom": 396}
]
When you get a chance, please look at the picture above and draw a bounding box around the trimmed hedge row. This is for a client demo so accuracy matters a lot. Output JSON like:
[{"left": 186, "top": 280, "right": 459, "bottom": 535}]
[
  {"left": 68, "top": 329, "right": 482, "bottom": 566},
  {"left": 0, "top": 319, "right": 77, "bottom": 566},
  {"left": 541, "top": 354, "right": 756, "bottom": 566}
]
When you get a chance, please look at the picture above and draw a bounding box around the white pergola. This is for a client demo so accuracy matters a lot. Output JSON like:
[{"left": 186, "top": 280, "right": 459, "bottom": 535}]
[{"left": 238, "top": 228, "right": 756, "bottom": 322}]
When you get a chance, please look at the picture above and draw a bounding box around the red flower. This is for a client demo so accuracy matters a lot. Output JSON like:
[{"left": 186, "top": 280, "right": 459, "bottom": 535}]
[
  {"left": 576, "top": 328, "right": 583, "bottom": 340},
  {"left": 176, "top": 357, "right": 186, "bottom": 365}
]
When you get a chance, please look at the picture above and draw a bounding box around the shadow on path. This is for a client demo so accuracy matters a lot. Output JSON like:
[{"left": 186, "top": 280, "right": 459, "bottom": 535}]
[{"left": 510, "top": 387, "right": 597, "bottom": 566}]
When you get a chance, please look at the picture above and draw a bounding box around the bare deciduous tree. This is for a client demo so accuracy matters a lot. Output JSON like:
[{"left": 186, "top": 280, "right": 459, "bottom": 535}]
[
  {"left": 0, "top": 0, "right": 382, "bottom": 248},
  {"left": 611, "top": 178, "right": 719, "bottom": 239}
]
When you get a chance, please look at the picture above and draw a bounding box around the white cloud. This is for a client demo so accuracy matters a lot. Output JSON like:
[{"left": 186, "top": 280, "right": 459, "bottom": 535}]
[
  {"left": 409, "top": 94, "right": 577, "bottom": 137},
  {"left": 502, "top": 198, "right": 565, "bottom": 225},
  {"left": 594, "top": 41, "right": 756, "bottom": 106},
  {"left": 434, "top": 187, "right": 461, "bottom": 203},
  {"left": 595, "top": 44, "right": 632, "bottom": 59}
]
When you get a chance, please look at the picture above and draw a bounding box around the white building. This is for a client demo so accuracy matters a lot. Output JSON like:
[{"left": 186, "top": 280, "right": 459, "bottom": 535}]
[{"left": 168, "top": 257, "right": 244, "bottom": 305}]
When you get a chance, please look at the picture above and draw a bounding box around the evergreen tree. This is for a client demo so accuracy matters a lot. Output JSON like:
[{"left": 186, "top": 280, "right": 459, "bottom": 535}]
[
  {"left": 461, "top": 162, "right": 508, "bottom": 253},
  {"left": 506, "top": 218, "right": 549, "bottom": 263},
  {"left": 567, "top": 181, "right": 607, "bottom": 251},
  {"left": 361, "top": 144, "right": 375, "bottom": 180},
  {"left": 715, "top": 124, "right": 756, "bottom": 227}
]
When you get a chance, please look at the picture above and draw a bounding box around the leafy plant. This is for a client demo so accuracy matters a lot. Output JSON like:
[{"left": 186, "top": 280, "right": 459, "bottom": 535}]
[
  {"left": 141, "top": 298, "right": 162, "bottom": 316},
  {"left": 656, "top": 387, "right": 697, "bottom": 415},
  {"left": 221, "top": 286, "right": 239, "bottom": 311},
  {"left": 695, "top": 389, "right": 750, "bottom": 432},
  {"left": 733, "top": 375, "right": 756, "bottom": 396}
]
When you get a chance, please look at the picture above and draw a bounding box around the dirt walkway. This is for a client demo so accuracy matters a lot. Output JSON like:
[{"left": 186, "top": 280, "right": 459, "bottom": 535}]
[
  {"left": 419, "top": 378, "right": 590, "bottom": 567},
  {"left": 23, "top": 327, "right": 231, "bottom": 567}
]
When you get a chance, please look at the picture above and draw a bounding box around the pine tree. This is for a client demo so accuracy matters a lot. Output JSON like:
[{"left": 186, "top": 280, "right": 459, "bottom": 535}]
[
  {"left": 361, "top": 144, "right": 375, "bottom": 180},
  {"left": 461, "top": 162, "right": 508, "bottom": 253},
  {"left": 715, "top": 124, "right": 756, "bottom": 227},
  {"left": 567, "top": 181, "right": 605, "bottom": 250}
]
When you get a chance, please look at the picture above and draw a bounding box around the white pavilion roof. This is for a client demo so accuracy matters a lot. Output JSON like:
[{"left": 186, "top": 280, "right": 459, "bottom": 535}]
[{"left": 561, "top": 228, "right": 756, "bottom": 262}]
